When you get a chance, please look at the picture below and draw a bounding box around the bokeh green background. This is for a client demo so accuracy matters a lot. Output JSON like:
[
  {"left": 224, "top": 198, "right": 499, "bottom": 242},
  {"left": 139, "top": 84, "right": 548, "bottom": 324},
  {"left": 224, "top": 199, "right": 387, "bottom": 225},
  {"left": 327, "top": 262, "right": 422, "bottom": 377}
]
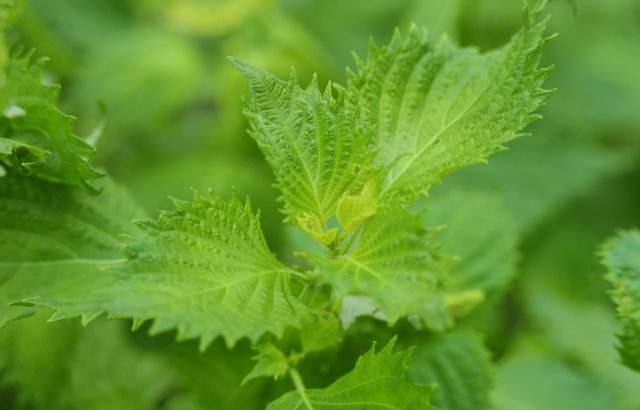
[{"left": 1, "top": 0, "right": 639, "bottom": 409}]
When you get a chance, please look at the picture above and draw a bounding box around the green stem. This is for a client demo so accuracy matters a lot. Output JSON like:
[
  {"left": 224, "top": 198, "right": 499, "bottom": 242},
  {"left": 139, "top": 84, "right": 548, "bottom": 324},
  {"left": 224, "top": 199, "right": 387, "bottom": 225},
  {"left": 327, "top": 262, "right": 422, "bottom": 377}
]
[
  {"left": 308, "top": 284, "right": 322, "bottom": 306},
  {"left": 289, "top": 268, "right": 313, "bottom": 284},
  {"left": 298, "top": 283, "right": 310, "bottom": 302},
  {"left": 289, "top": 368, "right": 313, "bottom": 410},
  {"left": 338, "top": 222, "right": 364, "bottom": 255}
]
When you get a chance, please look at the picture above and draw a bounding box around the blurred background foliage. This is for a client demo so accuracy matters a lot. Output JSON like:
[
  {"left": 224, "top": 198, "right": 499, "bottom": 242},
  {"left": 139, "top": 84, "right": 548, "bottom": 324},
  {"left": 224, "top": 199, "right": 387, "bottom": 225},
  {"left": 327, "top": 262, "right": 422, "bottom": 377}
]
[{"left": 1, "top": 0, "right": 640, "bottom": 409}]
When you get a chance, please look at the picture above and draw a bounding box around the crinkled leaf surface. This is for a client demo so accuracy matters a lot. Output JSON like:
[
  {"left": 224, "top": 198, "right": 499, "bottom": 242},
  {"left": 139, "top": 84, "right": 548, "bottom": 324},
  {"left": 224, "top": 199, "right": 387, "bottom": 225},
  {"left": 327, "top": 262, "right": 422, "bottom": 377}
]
[
  {"left": 408, "top": 330, "right": 493, "bottom": 410},
  {"left": 231, "top": 58, "right": 371, "bottom": 235},
  {"left": 601, "top": 230, "right": 640, "bottom": 371},
  {"left": 0, "top": 174, "right": 144, "bottom": 326},
  {"left": 310, "top": 204, "right": 450, "bottom": 331},
  {"left": 349, "top": 12, "right": 553, "bottom": 200},
  {"left": 267, "top": 336, "right": 433, "bottom": 410},
  {"left": 33, "top": 192, "right": 310, "bottom": 349},
  {"left": 0, "top": 55, "right": 103, "bottom": 191}
]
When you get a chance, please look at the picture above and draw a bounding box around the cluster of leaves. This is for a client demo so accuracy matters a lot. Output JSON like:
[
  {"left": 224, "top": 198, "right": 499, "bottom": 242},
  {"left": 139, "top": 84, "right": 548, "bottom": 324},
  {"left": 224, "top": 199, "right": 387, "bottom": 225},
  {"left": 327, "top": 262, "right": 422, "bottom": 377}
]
[
  {"left": 2, "top": 0, "right": 640, "bottom": 409},
  {"left": 0, "top": 1, "right": 555, "bottom": 407}
]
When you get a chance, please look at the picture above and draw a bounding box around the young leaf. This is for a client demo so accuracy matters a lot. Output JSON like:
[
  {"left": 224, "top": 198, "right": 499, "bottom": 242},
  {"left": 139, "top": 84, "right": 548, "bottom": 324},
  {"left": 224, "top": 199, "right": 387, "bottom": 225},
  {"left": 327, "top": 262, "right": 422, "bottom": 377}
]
[
  {"left": 349, "top": 10, "right": 553, "bottom": 201},
  {"left": 600, "top": 229, "right": 640, "bottom": 371},
  {"left": 336, "top": 180, "right": 378, "bottom": 233},
  {"left": 230, "top": 58, "right": 372, "bottom": 235},
  {"left": 299, "top": 310, "right": 343, "bottom": 354},
  {"left": 267, "top": 336, "right": 433, "bottom": 409},
  {"left": 408, "top": 330, "right": 493, "bottom": 410},
  {"left": 31, "top": 192, "right": 311, "bottom": 349},
  {"left": 0, "top": 174, "right": 145, "bottom": 327},
  {"left": 243, "top": 343, "right": 289, "bottom": 384},
  {"left": 0, "top": 137, "right": 51, "bottom": 174},
  {"left": 310, "top": 204, "right": 450, "bottom": 330},
  {"left": 0, "top": 54, "right": 104, "bottom": 192}
]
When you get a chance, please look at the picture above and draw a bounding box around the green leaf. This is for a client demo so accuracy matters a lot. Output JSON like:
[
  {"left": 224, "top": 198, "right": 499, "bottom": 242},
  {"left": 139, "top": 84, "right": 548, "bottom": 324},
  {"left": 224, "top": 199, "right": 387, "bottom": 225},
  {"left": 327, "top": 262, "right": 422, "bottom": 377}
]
[
  {"left": 0, "top": 310, "right": 78, "bottom": 408},
  {"left": 0, "top": 137, "right": 51, "bottom": 173},
  {"left": 71, "top": 28, "right": 203, "bottom": 135},
  {"left": 0, "top": 312, "right": 174, "bottom": 410},
  {"left": 243, "top": 343, "right": 289, "bottom": 384},
  {"left": 61, "top": 319, "right": 175, "bottom": 410},
  {"left": 601, "top": 229, "right": 640, "bottom": 371},
  {"left": 408, "top": 330, "right": 493, "bottom": 410},
  {"left": 523, "top": 279, "right": 640, "bottom": 410},
  {"left": 299, "top": 310, "right": 343, "bottom": 354},
  {"left": 230, "top": 58, "right": 372, "bottom": 234},
  {"left": 0, "top": 174, "right": 145, "bottom": 327},
  {"left": 492, "top": 358, "right": 616, "bottom": 410},
  {"left": 425, "top": 190, "right": 518, "bottom": 304},
  {"left": 338, "top": 295, "right": 388, "bottom": 329},
  {"left": 267, "top": 336, "right": 433, "bottom": 409},
  {"left": 0, "top": 54, "right": 104, "bottom": 191},
  {"left": 336, "top": 180, "right": 378, "bottom": 233},
  {"left": 31, "top": 192, "right": 310, "bottom": 349},
  {"left": 617, "top": 323, "right": 640, "bottom": 373},
  {"left": 348, "top": 11, "right": 553, "bottom": 201},
  {"left": 164, "top": 338, "right": 268, "bottom": 410},
  {"left": 0, "top": 0, "right": 20, "bottom": 32},
  {"left": 310, "top": 204, "right": 450, "bottom": 330},
  {"left": 441, "top": 136, "right": 634, "bottom": 234}
]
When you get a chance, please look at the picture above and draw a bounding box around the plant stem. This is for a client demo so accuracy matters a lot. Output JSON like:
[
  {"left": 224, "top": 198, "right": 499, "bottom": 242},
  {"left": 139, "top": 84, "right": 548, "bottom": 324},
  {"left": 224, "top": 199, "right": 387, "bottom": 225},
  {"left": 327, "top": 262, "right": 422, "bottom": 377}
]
[
  {"left": 289, "top": 268, "right": 312, "bottom": 284},
  {"left": 338, "top": 222, "right": 364, "bottom": 255},
  {"left": 289, "top": 368, "right": 313, "bottom": 410}
]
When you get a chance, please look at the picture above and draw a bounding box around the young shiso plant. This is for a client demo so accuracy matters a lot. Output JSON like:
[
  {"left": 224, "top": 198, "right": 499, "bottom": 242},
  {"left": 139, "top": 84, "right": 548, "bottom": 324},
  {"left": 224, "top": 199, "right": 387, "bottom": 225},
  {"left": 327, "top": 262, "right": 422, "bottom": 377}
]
[{"left": 0, "top": 4, "right": 553, "bottom": 409}]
